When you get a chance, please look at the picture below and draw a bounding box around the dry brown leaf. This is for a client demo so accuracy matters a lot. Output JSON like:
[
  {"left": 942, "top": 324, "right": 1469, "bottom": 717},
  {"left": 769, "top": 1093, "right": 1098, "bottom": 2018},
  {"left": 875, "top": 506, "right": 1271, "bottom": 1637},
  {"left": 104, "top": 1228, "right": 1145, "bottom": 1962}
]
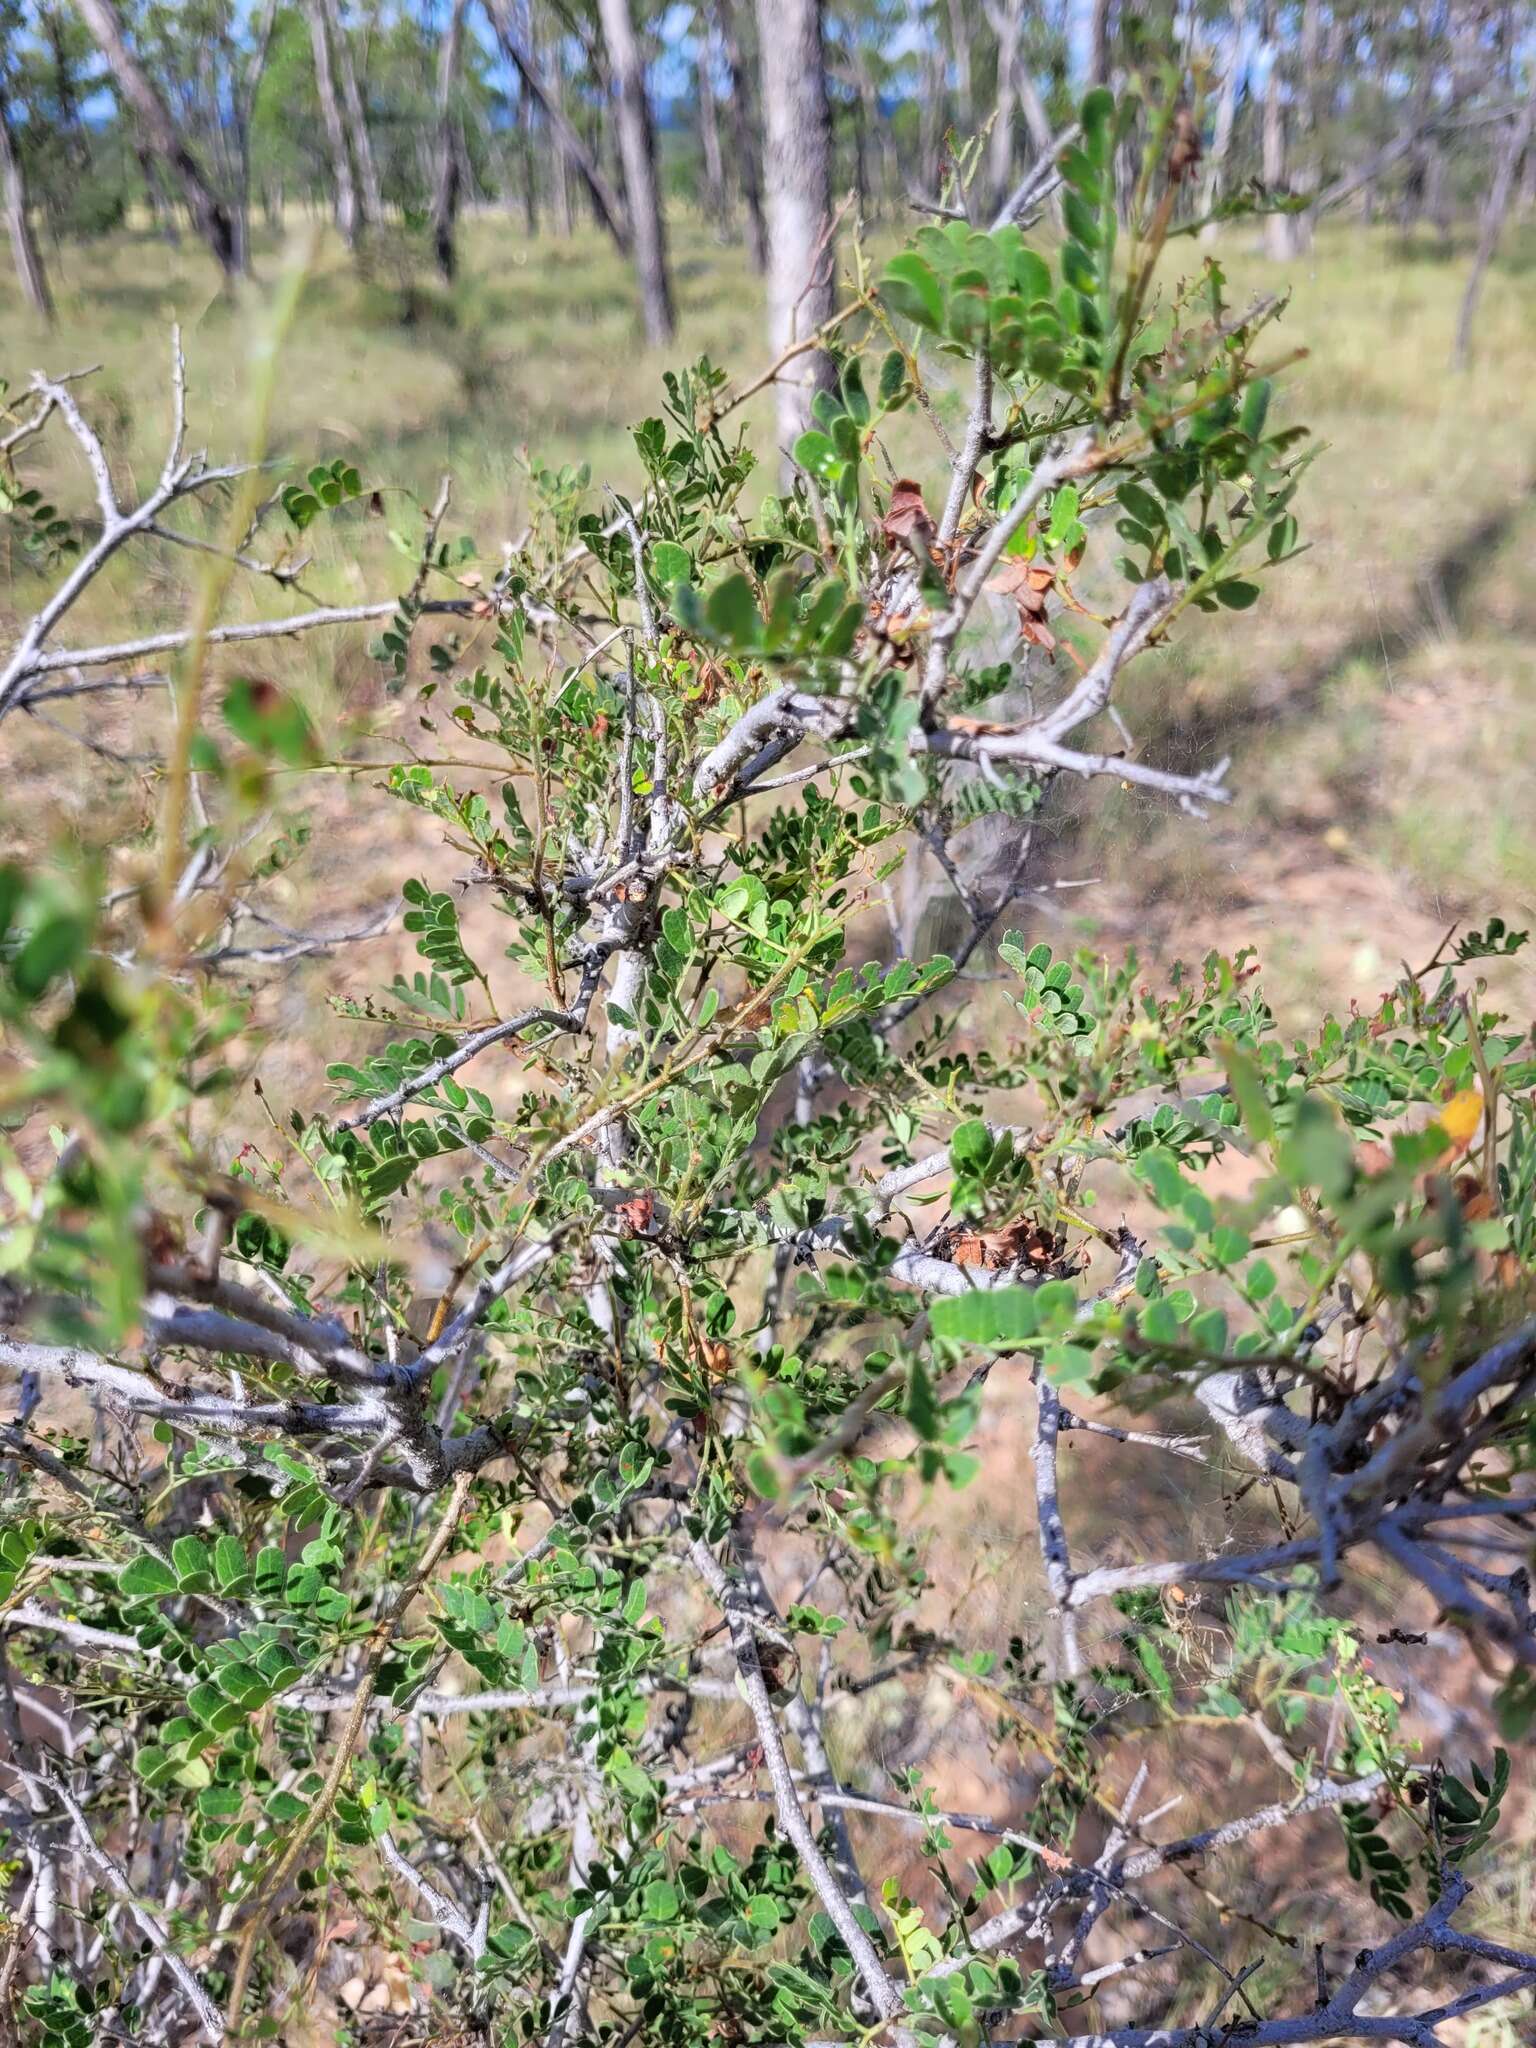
[
  {"left": 985, "top": 557, "right": 1058, "bottom": 649},
  {"left": 882, "top": 477, "right": 936, "bottom": 552},
  {"left": 948, "top": 1215, "right": 1065, "bottom": 1272},
  {"left": 613, "top": 1193, "right": 656, "bottom": 1238}
]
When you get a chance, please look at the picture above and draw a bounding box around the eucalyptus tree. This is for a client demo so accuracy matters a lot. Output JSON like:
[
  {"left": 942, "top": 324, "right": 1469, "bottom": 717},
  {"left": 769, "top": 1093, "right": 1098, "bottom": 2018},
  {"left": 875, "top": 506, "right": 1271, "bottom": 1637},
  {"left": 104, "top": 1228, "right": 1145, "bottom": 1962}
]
[
  {"left": 428, "top": 0, "right": 472, "bottom": 278},
  {"left": 482, "top": 0, "right": 631, "bottom": 254},
  {"left": 305, "top": 0, "right": 360, "bottom": 243},
  {"left": 72, "top": 0, "right": 240, "bottom": 274},
  {"left": 756, "top": 0, "right": 836, "bottom": 459},
  {"left": 311, "top": 0, "right": 383, "bottom": 227},
  {"left": 596, "top": 0, "right": 675, "bottom": 344},
  {"left": 0, "top": 68, "right": 53, "bottom": 321},
  {"left": 1453, "top": 71, "right": 1536, "bottom": 368},
  {"left": 715, "top": 0, "right": 766, "bottom": 268}
]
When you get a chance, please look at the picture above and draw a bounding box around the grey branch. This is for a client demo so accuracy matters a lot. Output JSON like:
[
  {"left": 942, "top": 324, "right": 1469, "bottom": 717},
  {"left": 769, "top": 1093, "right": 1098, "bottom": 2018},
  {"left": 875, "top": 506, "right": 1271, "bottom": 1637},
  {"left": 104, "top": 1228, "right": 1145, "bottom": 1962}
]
[
  {"left": 16, "top": 1761, "right": 225, "bottom": 2044},
  {"left": 689, "top": 1534, "right": 906, "bottom": 2025}
]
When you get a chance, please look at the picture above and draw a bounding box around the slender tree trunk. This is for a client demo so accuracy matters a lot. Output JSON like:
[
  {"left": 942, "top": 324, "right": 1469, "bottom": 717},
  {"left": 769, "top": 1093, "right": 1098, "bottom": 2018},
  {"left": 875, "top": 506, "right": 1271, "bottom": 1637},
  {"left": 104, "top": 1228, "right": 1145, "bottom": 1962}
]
[
  {"left": 1086, "top": 0, "right": 1111, "bottom": 87},
  {"left": 946, "top": 0, "right": 974, "bottom": 136},
  {"left": 856, "top": 55, "right": 892, "bottom": 218},
  {"left": 304, "top": 0, "right": 358, "bottom": 246},
  {"left": 847, "top": 75, "right": 870, "bottom": 216},
  {"left": 320, "top": 0, "right": 383, "bottom": 227},
  {"left": 1453, "top": 81, "right": 1536, "bottom": 369},
  {"left": 697, "top": 35, "right": 728, "bottom": 232},
  {"left": 430, "top": 0, "right": 469, "bottom": 280},
  {"left": 137, "top": 143, "right": 180, "bottom": 242},
  {"left": 1200, "top": 0, "right": 1246, "bottom": 239},
  {"left": 1015, "top": 56, "right": 1053, "bottom": 157},
  {"left": 986, "top": 0, "right": 1025, "bottom": 213},
  {"left": 1261, "top": 15, "right": 1292, "bottom": 259},
  {"left": 41, "top": 6, "right": 88, "bottom": 165},
  {"left": 520, "top": 122, "right": 540, "bottom": 234},
  {"left": 596, "top": 0, "right": 675, "bottom": 345},
  {"left": 230, "top": 0, "right": 278, "bottom": 276},
  {"left": 550, "top": 39, "right": 574, "bottom": 235},
  {"left": 0, "top": 93, "right": 53, "bottom": 323},
  {"left": 1395, "top": 2, "right": 1435, "bottom": 234},
  {"left": 1290, "top": 0, "right": 1320, "bottom": 252},
  {"left": 918, "top": 28, "right": 945, "bottom": 195},
  {"left": 755, "top": 0, "right": 835, "bottom": 466},
  {"left": 484, "top": 0, "right": 629, "bottom": 250},
  {"left": 716, "top": 0, "right": 766, "bottom": 270},
  {"left": 73, "top": 0, "right": 238, "bottom": 277}
]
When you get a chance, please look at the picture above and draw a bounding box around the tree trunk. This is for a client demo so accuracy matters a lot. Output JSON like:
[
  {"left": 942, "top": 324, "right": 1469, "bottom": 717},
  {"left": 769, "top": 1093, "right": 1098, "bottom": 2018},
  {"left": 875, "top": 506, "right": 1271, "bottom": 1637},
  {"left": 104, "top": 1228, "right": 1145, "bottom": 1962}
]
[
  {"left": 1261, "top": 16, "right": 1292, "bottom": 259},
  {"left": 856, "top": 53, "right": 891, "bottom": 218},
  {"left": 543, "top": 21, "right": 573, "bottom": 236},
  {"left": 483, "top": 0, "right": 629, "bottom": 251},
  {"left": 696, "top": 34, "right": 728, "bottom": 232},
  {"left": 304, "top": 0, "right": 359, "bottom": 246},
  {"left": 946, "top": 0, "right": 974, "bottom": 136},
  {"left": 429, "top": 0, "right": 469, "bottom": 280},
  {"left": 596, "top": 0, "right": 675, "bottom": 345},
  {"left": 520, "top": 122, "right": 540, "bottom": 234},
  {"left": 716, "top": 0, "right": 766, "bottom": 271},
  {"left": 986, "top": 0, "right": 1025, "bottom": 214},
  {"left": 137, "top": 144, "right": 180, "bottom": 242},
  {"left": 1290, "top": 0, "right": 1320, "bottom": 252},
  {"left": 1200, "top": 0, "right": 1246, "bottom": 239},
  {"left": 1453, "top": 81, "right": 1536, "bottom": 369},
  {"left": 918, "top": 25, "right": 945, "bottom": 196},
  {"left": 1086, "top": 0, "right": 1111, "bottom": 87},
  {"left": 0, "top": 92, "right": 53, "bottom": 323},
  {"left": 41, "top": 5, "right": 88, "bottom": 165},
  {"left": 319, "top": 0, "right": 383, "bottom": 227},
  {"left": 73, "top": 0, "right": 238, "bottom": 277},
  {"left": 230, "top": 0, "right": 279, "bottom": 276},
  {"left": 755, "top": 0, "right": 836, "bottom": 466},
  {"left": 848, "top": 73, "right": 870, "bottom": 216}
]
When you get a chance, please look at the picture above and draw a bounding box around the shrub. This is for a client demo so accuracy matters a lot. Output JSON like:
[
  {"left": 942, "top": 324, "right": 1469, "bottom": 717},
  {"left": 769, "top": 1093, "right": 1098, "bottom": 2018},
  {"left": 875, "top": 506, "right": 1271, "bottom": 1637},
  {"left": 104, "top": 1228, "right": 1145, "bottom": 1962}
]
[{"left": 2, "top": 79, "right": 1534, "bottom": 2048}]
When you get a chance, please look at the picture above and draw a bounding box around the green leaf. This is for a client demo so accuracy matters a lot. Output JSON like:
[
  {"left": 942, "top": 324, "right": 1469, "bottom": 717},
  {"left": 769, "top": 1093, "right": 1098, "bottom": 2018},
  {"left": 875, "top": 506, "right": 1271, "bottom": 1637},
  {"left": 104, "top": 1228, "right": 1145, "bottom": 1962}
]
[
  {"left": 649, "top": 539, "right": 692, "bottom": 591},
  {"left": 222, "top": 677, "right": 318, "bottom": 767},
  {"left": 931, "top": 1286, "right": 1041, "bottom": 1350},
  {"left": 1080, "top": 87, "right": 1116, "bottom": 165},
  {"left": 704, "top": 573, "right": 760, "bottom": 648},
  {"left": 880, "top": 252, "right": 944, "bottom": 329},
  {"left": 121, "top": 1555, "right": 178, "bottom": 1600},
  {"left": 12, "top": 913, "right": 89, "bottom": 999},
  {"left": 171, "top": 1535, "right": 210, "bottom": 1587},
  {"left": 213, "top": 1535, "right": 248, "bottom": 1591},
  {"left": 1218, "top": 1041, "right": 1276, "bottom": 1145},
  {"left": 949, "top": 1119, "right": 993, "bottom": 1170},
  {"left": 792, "top": 429, "right": 839, "bottom": 479},
  {"left": 642, "top": 1880, "right": 680, "bottom": 1922},
  {"left": 1279, "top": 1096, "right": 1355, "bottom": 1200}
]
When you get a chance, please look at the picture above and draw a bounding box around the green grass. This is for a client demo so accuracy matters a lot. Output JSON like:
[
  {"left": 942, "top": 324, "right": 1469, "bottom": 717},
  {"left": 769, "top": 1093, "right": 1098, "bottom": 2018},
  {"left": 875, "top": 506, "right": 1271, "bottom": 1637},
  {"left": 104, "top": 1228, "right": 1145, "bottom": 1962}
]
[{"left": 3, "top": 208, "right": 1535, "bottom": 1014}]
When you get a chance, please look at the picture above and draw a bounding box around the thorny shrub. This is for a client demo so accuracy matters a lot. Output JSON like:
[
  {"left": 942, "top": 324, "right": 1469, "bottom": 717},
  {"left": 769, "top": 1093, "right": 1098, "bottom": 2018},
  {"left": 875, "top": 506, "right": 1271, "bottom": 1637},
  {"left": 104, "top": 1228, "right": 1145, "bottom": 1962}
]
[{"left": 2, "top": 76, "right": 1535, "bottom": 2048}]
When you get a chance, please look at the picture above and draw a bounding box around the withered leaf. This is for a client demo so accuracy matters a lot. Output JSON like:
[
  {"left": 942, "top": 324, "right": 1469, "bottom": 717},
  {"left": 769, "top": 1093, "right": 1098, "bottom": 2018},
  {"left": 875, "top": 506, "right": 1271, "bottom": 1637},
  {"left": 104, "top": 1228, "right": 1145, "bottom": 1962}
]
[
  {"left": 882, "top": 478, "right": 936, "bottom": 553},
  {"left": 985, "top": 558, "right": 1058, "bottom": 649},
  {"left": 613, "top": 1193, "right": 656, "bottom": 1238}
]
